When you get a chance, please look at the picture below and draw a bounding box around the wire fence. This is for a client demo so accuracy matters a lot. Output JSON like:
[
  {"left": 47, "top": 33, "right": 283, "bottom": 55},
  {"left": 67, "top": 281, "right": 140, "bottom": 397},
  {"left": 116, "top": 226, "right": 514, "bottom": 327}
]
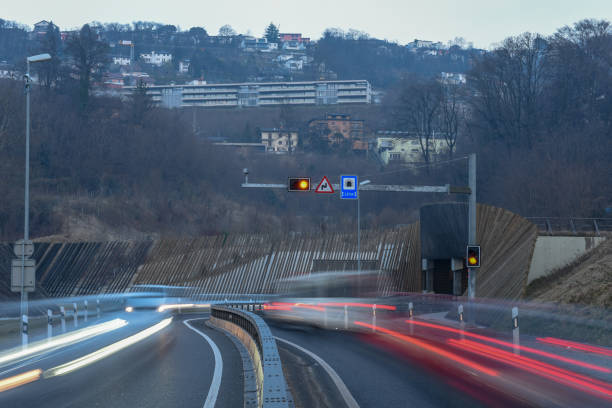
[{"left": 526, "top": 217, "right": 612, "bottom": 236}]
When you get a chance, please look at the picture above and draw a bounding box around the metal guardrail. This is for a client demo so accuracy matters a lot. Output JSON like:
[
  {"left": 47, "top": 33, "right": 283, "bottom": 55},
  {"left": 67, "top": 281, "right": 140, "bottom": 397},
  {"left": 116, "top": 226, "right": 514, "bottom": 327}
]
[
  {"left": 211, "top": 305, "right": 291, "bottom": 408},
  {"left": 526, "top": 217, "right": 612, "bottom": 236}
]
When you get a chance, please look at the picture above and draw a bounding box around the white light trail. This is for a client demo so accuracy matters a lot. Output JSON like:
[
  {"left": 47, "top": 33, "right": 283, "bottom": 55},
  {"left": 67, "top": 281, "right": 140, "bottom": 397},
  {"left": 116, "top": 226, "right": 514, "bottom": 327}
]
[
  {"left": 44, "top": 318, "right": 173, "bottom": 377},
  {"left": 0, "top": 319, "right": 128, "bottom": 366},
  {"left": 0, "top": 369, "right": 42, "bottom": 392},
  {"left": 157, "top": 303, "right": 210, "bottom": 312}
]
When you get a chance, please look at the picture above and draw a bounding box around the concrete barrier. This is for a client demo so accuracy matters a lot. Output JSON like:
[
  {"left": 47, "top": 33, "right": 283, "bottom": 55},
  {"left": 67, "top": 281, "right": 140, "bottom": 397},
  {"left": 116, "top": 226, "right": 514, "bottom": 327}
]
[
  {"left": 210, "top": 306, "right": 291, "bottom": 408},
  {"left": 528, "top": 236, "right": 606, "bottom": 283}
]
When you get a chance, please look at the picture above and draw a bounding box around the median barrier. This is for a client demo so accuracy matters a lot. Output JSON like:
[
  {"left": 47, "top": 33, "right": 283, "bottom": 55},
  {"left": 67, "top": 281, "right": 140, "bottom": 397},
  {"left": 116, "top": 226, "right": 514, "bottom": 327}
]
[{"left": 210, "top": 305, "right": 291, "bottom": 408}]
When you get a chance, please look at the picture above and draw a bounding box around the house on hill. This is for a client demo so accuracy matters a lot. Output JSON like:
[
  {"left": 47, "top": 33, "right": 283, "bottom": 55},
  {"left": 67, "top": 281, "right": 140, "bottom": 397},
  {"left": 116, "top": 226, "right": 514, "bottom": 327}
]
[
  {"left": 140, "top": 51, "right": 172, "bottom": 66},
  {"left": 375, "top": 131, "right": 449, "bottom": 164},
  {"left": 308, "top": 113, "right": 368, "bottom": 151},
  {"left": 260, "top": 128, "right": 299, "bottom": 153},
  {"left": 33, "top": 20, "right": 51, "bottom": 36},
  {"left": 279, "top": 33, "right": 310, "bottom": 44},
  {"left": 241, "top": 37, "right": 278, "bottom": 52}
]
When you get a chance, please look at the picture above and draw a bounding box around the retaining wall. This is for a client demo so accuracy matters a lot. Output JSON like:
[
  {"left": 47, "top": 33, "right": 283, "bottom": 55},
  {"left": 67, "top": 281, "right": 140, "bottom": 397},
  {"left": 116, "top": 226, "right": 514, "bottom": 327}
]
[{"left": 527, "top": 236, "right": 607, "bottom": 283}]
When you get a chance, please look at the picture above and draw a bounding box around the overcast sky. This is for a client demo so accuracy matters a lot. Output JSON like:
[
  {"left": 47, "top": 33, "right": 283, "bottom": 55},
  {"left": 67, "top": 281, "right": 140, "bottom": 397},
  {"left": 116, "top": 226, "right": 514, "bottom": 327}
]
[{"left": 3, "top": 0, "right": 611, "bottom": 49}]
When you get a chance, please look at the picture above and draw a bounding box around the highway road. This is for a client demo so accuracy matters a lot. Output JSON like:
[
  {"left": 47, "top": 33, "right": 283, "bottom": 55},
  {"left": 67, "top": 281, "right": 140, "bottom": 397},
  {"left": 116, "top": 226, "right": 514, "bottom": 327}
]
[
  {"left": 0, "top": 311, "right": 242, "bottom": 408},
  {"left": 1, "top": 307, "right": 610, "bottom": 408},
  {"left": 269, "top": 322, "right": 491, "bottom": 408},
  {"left": 266, "top": 311, "right": 612, "bottom": 408}
]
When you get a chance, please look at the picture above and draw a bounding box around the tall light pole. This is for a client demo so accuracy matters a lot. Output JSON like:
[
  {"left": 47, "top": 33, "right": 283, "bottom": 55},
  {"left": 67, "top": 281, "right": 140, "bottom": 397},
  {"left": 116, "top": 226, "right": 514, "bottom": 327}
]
[
  {"left": 20, "top": 53, "right": 51, "bottom": 344},
  {"left": 467, "top": 153, "right": 477, "bottom": 299},
  {"left": 357, "top": 180, "right": 371, "bottom": 274}
]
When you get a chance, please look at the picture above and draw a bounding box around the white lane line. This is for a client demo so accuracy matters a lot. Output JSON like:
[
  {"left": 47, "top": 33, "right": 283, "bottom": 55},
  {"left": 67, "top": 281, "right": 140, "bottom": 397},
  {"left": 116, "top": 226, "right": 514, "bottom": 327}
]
[
  {"left": 275, "top": 336, "right": 360, "bottom": 408},
  {"left": 184, "top": 319, "right": 223, "bottom": 408}
]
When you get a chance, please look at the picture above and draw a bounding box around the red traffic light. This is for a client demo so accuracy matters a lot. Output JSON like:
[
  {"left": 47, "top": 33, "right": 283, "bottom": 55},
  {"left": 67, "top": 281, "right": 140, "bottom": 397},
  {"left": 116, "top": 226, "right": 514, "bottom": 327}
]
[
  {"left": 288, "top": 177, "right": 311, "bottom": 192},
  {"left": 466, "top": 245, "right": 481, "bottom": 268}
]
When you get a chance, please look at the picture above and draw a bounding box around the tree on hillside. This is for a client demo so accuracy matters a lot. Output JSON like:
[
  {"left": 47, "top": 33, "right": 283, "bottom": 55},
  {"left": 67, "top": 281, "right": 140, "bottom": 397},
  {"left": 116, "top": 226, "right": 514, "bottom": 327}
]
[
  {"left": 439, "top": 83, "right": 464, "bottom": 158},
  {"left": 467, "top": 32, "right": 546, "bottom": 150},
  {"left": 129, "top": 79, "right": 154, "bottom": 125},
  {"left": 546, "top": 19, "right": 612, "bottom": 134},
  {"left": 218, "top": 24, "right": 236, "bottom": 36},
  {"left": 37, "top": 21, "right": 62, "bottom": 88},
  {"left": 345, "top": 29, "right": 369, "bottom": 40},
  {"left": 265, "top": 23, "right": 280, "bottom": 43},
  {"left": 395, "top": 76, "right": 443, "bottom": 164},
  {"left": 0, "top": 19, "right": 29, "bottom": 65},
  {"left": 66, "top": 24, "right": 109, "bottom": 110},
  {"left": 188, "top": 26, "right": 208, "bottom": 44},
  {"left": 303, "top": 123, "right": 331, "bottom": 153}
]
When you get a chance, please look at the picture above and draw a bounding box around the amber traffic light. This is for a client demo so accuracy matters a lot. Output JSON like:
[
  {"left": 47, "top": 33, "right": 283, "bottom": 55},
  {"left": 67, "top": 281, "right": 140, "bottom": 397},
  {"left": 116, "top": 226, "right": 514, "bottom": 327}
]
[
  {"left": 466, "top": 245, "right": 481, "bottom": 268},
  {"left": 288, "top": 177, "right": 311, "bottom": 192}
]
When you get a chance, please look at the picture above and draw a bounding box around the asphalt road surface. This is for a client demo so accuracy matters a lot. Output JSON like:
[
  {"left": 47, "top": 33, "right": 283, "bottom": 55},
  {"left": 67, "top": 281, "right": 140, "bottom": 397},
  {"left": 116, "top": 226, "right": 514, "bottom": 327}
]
[
  {"left": 0, "top": 311, "right": 242, "bottom": 408},
  {"left": 268, "top": 321, "right": 512, "bottom": 408}
]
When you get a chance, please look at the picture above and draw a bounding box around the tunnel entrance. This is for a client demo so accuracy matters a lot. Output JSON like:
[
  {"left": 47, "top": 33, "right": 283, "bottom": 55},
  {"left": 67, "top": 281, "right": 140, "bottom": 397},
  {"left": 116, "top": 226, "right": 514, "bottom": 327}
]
[
  {"left": 430, "top": 260, "right": 468, "bottom": 295},
  {"left": 420, "top": 202, "right": 469, "bottom": 295},
  {"left": 432, "top": 259, "right": 453, "bottom": 294}
]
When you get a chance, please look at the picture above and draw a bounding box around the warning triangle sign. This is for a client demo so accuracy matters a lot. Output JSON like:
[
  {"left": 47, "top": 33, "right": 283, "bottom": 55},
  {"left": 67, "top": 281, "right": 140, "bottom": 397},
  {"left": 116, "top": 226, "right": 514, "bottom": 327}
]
[{"left": 315, "top": 176, "right": 334, "bottom": 193}]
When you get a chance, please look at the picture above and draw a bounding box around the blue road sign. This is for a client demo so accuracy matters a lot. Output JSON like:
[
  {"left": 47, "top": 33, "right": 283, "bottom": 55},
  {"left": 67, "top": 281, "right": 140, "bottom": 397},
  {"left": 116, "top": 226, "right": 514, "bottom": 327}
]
[{"left": 341, "top": 175, "right": 358, "bottom": 200}]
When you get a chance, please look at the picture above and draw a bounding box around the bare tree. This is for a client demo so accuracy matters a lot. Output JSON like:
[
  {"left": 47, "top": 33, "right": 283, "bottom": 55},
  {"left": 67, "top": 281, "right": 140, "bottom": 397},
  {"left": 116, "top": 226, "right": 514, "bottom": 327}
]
[
  {"left": 66, "top": 24, "right": 109, "bottom": 110},
  {"left": 439, "top": 83, "right": 465, "bottom": 157},
  {"left": 129, "top": 79, "right": 154, "bottom": 125},
  {"left": 468, "top": 32, "right": 546, "bottom": 151},
  {"left": 546, "top": 19, "right": 612, "bottom": 135},
  {"left": 395, "top": 76, "right": 443, "bottom": 164},
  {"left": 37, "top": 21, "right": 61, "bottom": 88},
  {"left": 218, "top": 24, "right": 237, "bottom": 37}
]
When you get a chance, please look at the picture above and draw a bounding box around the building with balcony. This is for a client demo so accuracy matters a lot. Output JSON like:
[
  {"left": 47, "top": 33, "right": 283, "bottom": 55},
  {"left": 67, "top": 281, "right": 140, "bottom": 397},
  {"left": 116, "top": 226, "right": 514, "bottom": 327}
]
[
  {"left": 279, "top": 33, "right": 310, "bottom": 43},
  {"left": 179, "top": 60, "right": 190, "bottom": 73},
  {"left": 308, "top": 113, "right": 365, "bottom": 141},
  {"left": 112, "top": 56, "right": 131, "bottom": 66},
  {"left": 260, "top": 128, "right": 299, "bottom": 153},
  {"left": 241, "top": 37, "right": 278, "bottom": 52},
  {"left": 282, "top": 41, "right": 305, "bottom": 51},
  {"left": 140, "top": 51, "right": 172, "bottom": 66},
  {"left": 123, "top": 79, "right": 371, "bottom": 108},
  {"left": 307, "top": 113, "right": 371, "bottom": 151},
  {"left": 376, "top": 133, "right": 449, "bottom": 164},
  {"left": 33, "top": 20, "right": 51, "bottom": 36}
]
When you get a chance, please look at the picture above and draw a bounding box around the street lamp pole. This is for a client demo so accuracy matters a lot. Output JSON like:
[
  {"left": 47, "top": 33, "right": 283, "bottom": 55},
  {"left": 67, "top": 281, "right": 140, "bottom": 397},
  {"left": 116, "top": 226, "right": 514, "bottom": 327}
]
[
  {"left": 20, "top": 54, "right": 51, "bottom": 342},
  {"left": 21, "top": 59, "right": 31, "bottom": 326},
  {"left": 357, "top": 191, "right": 360, "bottom": 273},
  {"left": 357, "top": 180, "right": 371, "bottom": 274}
]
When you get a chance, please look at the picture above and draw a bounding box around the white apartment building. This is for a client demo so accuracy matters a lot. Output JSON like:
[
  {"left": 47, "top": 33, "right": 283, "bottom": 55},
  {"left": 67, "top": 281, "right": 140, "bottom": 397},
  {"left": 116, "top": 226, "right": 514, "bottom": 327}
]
[
  {"left": 123, "top": 79, "right": 371, "bottom": 108},
  {"left": 140, "top": 51, "right": 173, "bottom": 66},
  {"left": 179, "top": 60, "right": 190, "bottom": 73},
  {"left": 112, "top": 56, "right": 131, "bottom": 66}
]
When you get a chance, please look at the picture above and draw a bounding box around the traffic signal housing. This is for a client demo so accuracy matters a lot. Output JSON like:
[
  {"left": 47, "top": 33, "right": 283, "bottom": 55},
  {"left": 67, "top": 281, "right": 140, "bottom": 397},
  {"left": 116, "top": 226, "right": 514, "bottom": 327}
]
[
  {"left": 466, "top": 245, "right": 481, "bottom": 268},
  {"left": 288, "top": 177, "right": 311, "bottom": 192}
]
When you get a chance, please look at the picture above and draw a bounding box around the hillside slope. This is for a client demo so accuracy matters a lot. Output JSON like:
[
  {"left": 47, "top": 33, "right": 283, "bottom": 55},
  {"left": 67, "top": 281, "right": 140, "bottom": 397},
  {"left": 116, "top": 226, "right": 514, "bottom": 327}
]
[{"left": 526, "top": 237, "right": 612, "bottom": 307}]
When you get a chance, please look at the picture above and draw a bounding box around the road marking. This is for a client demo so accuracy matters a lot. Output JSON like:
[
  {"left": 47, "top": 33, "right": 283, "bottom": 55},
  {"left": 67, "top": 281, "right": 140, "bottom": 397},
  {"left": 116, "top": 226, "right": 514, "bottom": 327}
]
[
  {"left": 275, "top": 336, "right": 360, "bottom": 408},
  {"left": 184, "top": 319, "right": 223, "bottom": 408}
]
